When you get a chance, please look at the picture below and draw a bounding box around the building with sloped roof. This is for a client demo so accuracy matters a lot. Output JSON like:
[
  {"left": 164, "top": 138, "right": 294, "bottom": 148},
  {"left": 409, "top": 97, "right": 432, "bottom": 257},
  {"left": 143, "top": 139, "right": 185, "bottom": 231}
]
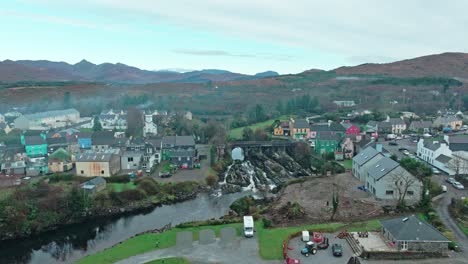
[
  {"left": 81, "top": 177, "right": 107, "bottom": 194},
  {"left": 352, "top": 146, "right": 384, "bottom": 182},
  {"left": 380, "top": 215, "right": 449, "bottom": 254},
  {"left": 366, "top": 157, "right": 422, "bottom": 204},
  {"left": 75, "top": 152, "right": 120, "bottom": 177},
  {"left": 14, "top": 108, "right": 80, "bottom": 130}
]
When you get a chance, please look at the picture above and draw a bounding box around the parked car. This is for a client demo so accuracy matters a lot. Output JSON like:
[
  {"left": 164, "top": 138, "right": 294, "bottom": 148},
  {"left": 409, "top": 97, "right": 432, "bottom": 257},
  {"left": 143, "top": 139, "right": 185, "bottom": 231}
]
[
  {"left": 446, "top": 178, "right": 456, "bottom": 184},
  {"left": 432, "top": 168, "right": 441, "bottom": 174},
  {"left": 332, "top": 244, "right": 343, "bottom": 257},
  {"left": 453, "top": 182, "right": 465, "bottom": 190},
  {"left": 402, "top": 150, "right": 410, "bottom": 156},
  {"left": 441, "top": 185, "right": 447, "bottom": 192},
  {"left": 389, "top": 141, "right": 398, "bottom": 146},
  {"left": 160, "top": 172, "right": 172, "bottom": 178}
]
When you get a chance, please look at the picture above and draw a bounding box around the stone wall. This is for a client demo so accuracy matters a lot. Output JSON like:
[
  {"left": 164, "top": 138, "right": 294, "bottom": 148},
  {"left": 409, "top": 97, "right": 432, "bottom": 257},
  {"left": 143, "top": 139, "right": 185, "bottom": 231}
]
[{"left": 362, "top": 248, "right": 448, "bottom": 260}]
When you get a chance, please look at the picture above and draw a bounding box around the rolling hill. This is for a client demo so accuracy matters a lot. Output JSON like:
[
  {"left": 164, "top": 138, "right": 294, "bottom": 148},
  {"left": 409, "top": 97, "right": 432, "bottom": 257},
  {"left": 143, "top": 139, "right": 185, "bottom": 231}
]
[{"left": 0, "top": 59, "right": 277, "bottom": 84}]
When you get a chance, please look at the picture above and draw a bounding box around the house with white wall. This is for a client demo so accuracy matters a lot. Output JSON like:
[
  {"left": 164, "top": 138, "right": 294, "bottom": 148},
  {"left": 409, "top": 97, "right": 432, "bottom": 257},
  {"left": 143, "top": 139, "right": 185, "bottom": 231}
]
[
  {"left": 366, "top": 157, "right": 422, "bottom": 205},
  {"left": 417, "top": 138, "right": 454, "bottom": 175},
  {"left": 352, "top": 146, "right": 384, "bottom": 182}
]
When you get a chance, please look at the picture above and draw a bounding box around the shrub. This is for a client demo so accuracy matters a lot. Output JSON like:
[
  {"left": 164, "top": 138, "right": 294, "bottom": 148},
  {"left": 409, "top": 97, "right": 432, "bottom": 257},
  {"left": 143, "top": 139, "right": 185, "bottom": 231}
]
[
  {"left": 205, "top": 173, "right": 218, "bottom": 187},
  {"left": 118, "top": 189, "right": 146, "bottom": 202},
  {"left": 107, "top": 175, "right": 130, "bottom": 183},
  {"left": 136, "top": 178, "right": 161, "bottom": 196},
  {"left": 230, "top": 196, "right": 255, "bottom": 216},
  {"left": 262, "top": 218, "right": 272, "bottom": 228}
]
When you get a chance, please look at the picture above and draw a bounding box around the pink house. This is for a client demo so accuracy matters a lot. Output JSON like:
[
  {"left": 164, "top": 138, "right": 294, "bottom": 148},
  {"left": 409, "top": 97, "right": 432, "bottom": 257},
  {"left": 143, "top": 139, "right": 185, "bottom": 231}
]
[{"left": 341, "top": 122, "right": 360, "bottom": 136}]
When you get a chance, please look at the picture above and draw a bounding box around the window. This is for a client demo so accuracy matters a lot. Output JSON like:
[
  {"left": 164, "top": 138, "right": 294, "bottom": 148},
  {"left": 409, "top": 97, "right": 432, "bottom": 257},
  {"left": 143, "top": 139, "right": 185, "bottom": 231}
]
[
  {"left": 178, "top": 157, "right": 181, "bottom": 161},
  {"left": 101, "top": 170, "right": 105, "bottom": 174},
  {"left": 128, "top": 157, "right": 134, "bottom": 162},
  {"left": 386, "top": 190, "right": 394, "bottom": 195},
  {"left": 407, "top": 191, "right": 414, "bottom": 195},
  {"left": 81, "top": 170, "right": 84, "bottom": 174},
  {"left": 401, "top": 241, "right": 408, "bottom": 251}
]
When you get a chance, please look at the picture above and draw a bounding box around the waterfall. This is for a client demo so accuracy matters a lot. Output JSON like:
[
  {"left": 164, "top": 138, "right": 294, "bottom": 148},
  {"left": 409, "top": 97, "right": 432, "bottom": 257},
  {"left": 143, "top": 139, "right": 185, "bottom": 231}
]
[{"left": 241, "top": 161, "right": 258, "bottom": 192}]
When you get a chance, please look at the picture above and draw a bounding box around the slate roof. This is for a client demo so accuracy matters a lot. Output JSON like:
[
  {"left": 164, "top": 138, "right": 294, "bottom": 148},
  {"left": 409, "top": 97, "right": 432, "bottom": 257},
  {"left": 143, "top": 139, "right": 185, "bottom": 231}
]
[
  {"left": 367, "top": 157, "right": 399, "bottom": 180},
  {"left": 353, "top": 146, "right": 380, "bottom": 166},
  {"left": 121, "top": 150, "right": 144, "bottom": 157},
  {"left": 83, "top": 176, "right": 106, "bottom": 187},
  {"left": 423, "top": 140, "right": 442, "bottom": 151},
  {"left": 366, "top": 121, "right": 379, "bottom": 127},
  {"left": 49, "top": 148, "right": 72, "bottom": 161},
  {"left": 76, "top": 153, "right": 115, "bottom": 162},
  {"left": 162, "top": 136, "right": 195, "bottom": 147},
  {"left": 380, "top": 215, "right": 450, "bottom": 242},
  {"left": 24, "top": 136, "right": 46, "bottom": 145},
  {"left": 388, "top": 118, "right": 405, "bottom": 125},
  {"left": 341, "top": 123, "right": 354, "bottom": 129},
  {"left": 294, "top": 119, "right": 309, "bottom": 129},
  {"left": 317, "top": 131, "right": 342, "bottom": 141},
  {"left": 171, "top": 149, "right": 195, "bottom": 157},
  {"left": 447, "top": 136, "right": 468, "bottom": 144},
  {"left": 435, "top": 154, "right": 452, "bottom": 164},
  {"left": 92, "top": 131, "right": 115, "bottom": 146},
  {"left": 46, "top": 137, "right": 67, "bottom": 145},
  {"left": 310, "top": 124, "right": 331, "bottom": 131},
  {"left": 329, "top": 122, "right": 346, "bottom": 132},
  {"left": 146, "top": 138, "right": 163, "bottom": 149},
  {"left": 410, "top": 120, "right": 433, "bottom": 129}
]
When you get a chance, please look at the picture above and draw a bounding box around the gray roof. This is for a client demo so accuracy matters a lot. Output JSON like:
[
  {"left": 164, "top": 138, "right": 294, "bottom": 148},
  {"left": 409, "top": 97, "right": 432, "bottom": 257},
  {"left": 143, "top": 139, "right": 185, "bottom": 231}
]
[
  {"left": 46, "top": 137, "right": 67, "bottom": 145},
  {"left": 341, "top": 123, "right": 354, "bottom": 129},
  {"left": 380, "top": 215, "right": 450, "bottom": 242},
  {"left": 378, "top": 122, "right": 392, "bottom": 129},
  {"left": 25, "top": 136, "right": 46, "bottom": 145},
  {"left": 388, "top": 118, "right": 405, "bottom": 125},
  {"left": 171, "top": 149, "right": 195, "bottom": 157},
  {"left": 22, "top": 108, "right": 79, "bottom": 121},
  {"left": 92, "top": 131, "right": 115, "bottom": 146},
  {"left": 83, "top": 176, "right": 106, "bottom": 187},
  {"left": 162, "top": 136, "right": 195, "bottom": 147},
  {"left": 121, "top": 150, "right": 144, "bottom": 157},
  {"left": 435, "top": 115, "right": 461, "bottom": 124},
  {"left": 410, "top": 120, "right": 432, "bottom": 129},
  {"left": 310, "top": 124, "right": 331, "bottom": 132},
  {"left": 447, "top": 136, "right": 468, "bottom": 144},
  {"left": 77, "top": 132, "right": 93, "bottom": 138},
  {"left": 367, "top": 157, "right": 399, "bottom": 180},
  {"left": 423, "top": 140, "right": 442, "bottom": 151},
  {"left": 294, "top": 119, "right": 309, "bottom": 129},
  {"left": 317, "top": 131, "right": 342, "bottom": 141},
  {"left": 353, "top": 146, "right": 380, "bottom": 166},
  {"left": 435, "top": 154, "right": 452, "bottom": 164},
  {"left": 367, "top": 121, "right": 378, "bottom": 127},
  {"left": 76, "top": 153, "right": 115, "bottom": 162}
]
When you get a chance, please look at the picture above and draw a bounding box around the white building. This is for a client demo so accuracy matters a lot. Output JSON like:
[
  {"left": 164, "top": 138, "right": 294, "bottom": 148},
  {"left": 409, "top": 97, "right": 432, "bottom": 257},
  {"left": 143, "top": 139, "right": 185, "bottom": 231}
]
[
  {"left": 333, "top": 101, "right": 356, "bottom": 107},
  {"left": 365, "top": 157, "right": 422, "bottom": 205},
  {"left": 417, "top": 139, "right": 454, "bottom": 175},
  {"left": 143, "top": 113, "right": 158, "bottom": 137},
  {"left": 14, "top": 109, "right": 80, "bottom": 130},
  {"left": 352, "top": 146, "right": 384, "bottom": 182},
  {"left": 0, "top": 113, "right": 5, "bottom": 123}
]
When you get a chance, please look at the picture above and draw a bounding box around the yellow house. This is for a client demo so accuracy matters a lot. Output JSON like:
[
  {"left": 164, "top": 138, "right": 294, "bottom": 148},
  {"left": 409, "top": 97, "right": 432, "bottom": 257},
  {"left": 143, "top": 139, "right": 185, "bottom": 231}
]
[
  {"left": 273, "top": 121, "right": 290, "bottom": 136},
  {"left": 75, "top": 153, "right": 120, "bottom": 177}
]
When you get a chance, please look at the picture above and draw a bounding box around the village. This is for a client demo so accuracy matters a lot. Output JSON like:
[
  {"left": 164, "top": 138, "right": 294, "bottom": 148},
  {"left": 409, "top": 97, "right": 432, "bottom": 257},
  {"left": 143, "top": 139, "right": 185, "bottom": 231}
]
[{"left": 0, "top": 102, "right": 467, "bottom": 264}]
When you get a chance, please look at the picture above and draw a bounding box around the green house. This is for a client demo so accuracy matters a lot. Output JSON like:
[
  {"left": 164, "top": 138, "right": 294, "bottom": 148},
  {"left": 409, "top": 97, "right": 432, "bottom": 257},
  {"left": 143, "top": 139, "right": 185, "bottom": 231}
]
[
  {"left": 24, "top": 135, "right": 48, "bottom": 157},
  {"left": 315, "top": 132, "right": 342, "bottom": 155}
]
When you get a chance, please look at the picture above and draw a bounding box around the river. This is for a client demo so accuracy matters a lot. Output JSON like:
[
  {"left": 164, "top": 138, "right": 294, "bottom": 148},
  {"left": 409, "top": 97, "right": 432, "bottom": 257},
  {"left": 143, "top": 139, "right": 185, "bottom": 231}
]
[{"left": 0, "top": 192, "right": 251, "bottom": 264}]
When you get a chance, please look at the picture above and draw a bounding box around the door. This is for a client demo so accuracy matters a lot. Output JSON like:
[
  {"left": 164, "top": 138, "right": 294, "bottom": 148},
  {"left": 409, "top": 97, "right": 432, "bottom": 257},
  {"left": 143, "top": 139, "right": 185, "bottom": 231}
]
[{"left": 401, "top": 241, "right": 408, "bottom": 251}]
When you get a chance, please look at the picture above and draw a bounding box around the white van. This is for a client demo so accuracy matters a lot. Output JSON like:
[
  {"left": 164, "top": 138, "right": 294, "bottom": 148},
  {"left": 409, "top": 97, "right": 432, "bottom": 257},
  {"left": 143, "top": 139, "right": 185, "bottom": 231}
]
[{"left": 243, "top": 216, "right": 254, "bottom": 237}]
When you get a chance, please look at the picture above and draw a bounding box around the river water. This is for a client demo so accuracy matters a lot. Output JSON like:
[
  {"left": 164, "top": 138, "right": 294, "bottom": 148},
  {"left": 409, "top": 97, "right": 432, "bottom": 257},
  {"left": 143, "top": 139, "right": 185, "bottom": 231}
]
[{"left": 0, "top": 192, "right": 251, "bottom": 264}]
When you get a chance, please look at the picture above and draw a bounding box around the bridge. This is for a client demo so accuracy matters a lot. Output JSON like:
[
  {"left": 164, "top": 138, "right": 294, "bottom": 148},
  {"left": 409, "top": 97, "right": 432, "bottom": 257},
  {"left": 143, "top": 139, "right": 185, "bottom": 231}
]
[{"left": 229, "top": 140, "right": 297, "bottom": 157}]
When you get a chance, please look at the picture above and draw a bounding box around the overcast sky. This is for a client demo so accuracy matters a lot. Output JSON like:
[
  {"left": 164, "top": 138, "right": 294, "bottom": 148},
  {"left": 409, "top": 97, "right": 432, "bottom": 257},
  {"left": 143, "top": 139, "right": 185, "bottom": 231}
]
[{"left": 1, "top": 0, "right": 467, "bottom": 74}]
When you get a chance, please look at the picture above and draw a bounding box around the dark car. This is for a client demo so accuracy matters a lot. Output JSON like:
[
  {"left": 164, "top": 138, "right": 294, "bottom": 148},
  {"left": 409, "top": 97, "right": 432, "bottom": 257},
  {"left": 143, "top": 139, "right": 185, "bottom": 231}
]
[
  {"left": 389, "top": 141, "right": 398, "bottom": 146},
  {"left": 332, "top": 243, "right": 343, "bottom": 257}
]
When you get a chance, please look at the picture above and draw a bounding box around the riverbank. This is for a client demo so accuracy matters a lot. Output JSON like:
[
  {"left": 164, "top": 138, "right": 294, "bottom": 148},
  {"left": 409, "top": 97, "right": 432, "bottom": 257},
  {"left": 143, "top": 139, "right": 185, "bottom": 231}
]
[
  {"left": 0, "top": 176, "right": 203, "bottom": 241},
  {"left": 76, "top": 219, "right": 382, "bottom": 264}
]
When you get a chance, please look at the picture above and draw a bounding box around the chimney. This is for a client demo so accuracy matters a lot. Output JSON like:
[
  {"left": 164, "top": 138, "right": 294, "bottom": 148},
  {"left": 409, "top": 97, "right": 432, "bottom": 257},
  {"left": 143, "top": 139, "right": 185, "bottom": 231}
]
[{"left": 376, "top": 144, "right": 383, "bottom": 153}]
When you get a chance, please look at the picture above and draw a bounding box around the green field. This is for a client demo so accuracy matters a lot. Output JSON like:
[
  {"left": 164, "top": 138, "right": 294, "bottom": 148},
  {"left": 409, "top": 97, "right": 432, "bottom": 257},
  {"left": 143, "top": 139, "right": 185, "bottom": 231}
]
[
  {"left": 229, "top": 115, "right": 294, "bottom": 140},
  {"left": 75, "top": 223, "right": 242, "bottom": 264},
  {"left": 76, "top": 219, "right": 382, "bottom": 264},
  {"left": 107, "top": 182, "right": 137, "bottom": 192},
  {"left": 144, "top": 257, "right": 190, "bottom": 264}
]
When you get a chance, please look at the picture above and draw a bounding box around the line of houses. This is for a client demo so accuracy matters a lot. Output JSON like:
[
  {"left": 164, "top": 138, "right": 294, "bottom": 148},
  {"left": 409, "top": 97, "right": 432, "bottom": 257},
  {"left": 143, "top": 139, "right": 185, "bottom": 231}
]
[{"left": 1, "top": 128, "right": 197, "bottom": 178}]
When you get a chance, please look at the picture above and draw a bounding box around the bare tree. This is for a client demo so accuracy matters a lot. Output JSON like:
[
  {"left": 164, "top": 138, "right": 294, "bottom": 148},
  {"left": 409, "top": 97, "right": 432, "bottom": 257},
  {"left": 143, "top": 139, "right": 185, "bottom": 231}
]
[
  {"left": 387, "top": 171, "right": 417, "bottom": 208},
  {"left": 447, "top": 153, "right": 468, "bottom": 177}
]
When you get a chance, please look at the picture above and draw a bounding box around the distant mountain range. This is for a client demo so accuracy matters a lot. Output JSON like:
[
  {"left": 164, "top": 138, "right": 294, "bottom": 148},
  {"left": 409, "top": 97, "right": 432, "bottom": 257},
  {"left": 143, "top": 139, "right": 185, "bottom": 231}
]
[
  {"left": 1, "top": 52, "right": 468, "bottom": 84},
  {"left": 0, "top": 59, "right": 279, "bottom": 84}
]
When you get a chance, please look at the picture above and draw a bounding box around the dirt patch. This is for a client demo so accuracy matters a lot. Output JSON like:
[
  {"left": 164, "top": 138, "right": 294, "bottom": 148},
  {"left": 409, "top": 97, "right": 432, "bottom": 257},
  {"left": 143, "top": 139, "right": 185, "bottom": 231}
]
[{"left": 269, "top": 173, "right": 384, "bottom": 226}]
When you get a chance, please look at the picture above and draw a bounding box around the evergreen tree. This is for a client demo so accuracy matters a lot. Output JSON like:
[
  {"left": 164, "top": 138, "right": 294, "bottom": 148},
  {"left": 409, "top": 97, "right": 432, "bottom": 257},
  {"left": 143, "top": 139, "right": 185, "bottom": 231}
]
[{"left": 93, "top": 116, "right": 102, "bottom": 131}]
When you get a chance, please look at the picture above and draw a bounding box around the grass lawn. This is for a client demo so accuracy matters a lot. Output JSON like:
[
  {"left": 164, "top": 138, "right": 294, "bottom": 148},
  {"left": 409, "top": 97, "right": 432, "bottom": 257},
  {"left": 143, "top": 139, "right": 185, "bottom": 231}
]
[
  {"left": 257, "top": 220, "right": 381, "bottom": 260},
  {"left": 229, "top": 115, "right": 294, "bottom": 140},
  {"left": 457, "top": 222, "right": 468, "bottom": 237},
  {"left": 107, "top": 182, "right": 136, "bottom": 192},
  {"left": 0, "top": 188, "right": 14, "bottom": 201},
  {"left": 144, "top": 257, "right": 190, "bottom": 264},
  {"left": 343, "top": 160, "right": 352, "bottom": 169},
  {"left": 75, "top": 223, "right": 242, "bottom": 264}
]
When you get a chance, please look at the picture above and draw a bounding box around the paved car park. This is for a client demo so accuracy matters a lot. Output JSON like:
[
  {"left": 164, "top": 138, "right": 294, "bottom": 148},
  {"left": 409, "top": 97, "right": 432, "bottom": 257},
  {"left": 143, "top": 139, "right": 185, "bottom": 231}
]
[{"left": 286, "top": 233, "right": 353, "bottom": 264}]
